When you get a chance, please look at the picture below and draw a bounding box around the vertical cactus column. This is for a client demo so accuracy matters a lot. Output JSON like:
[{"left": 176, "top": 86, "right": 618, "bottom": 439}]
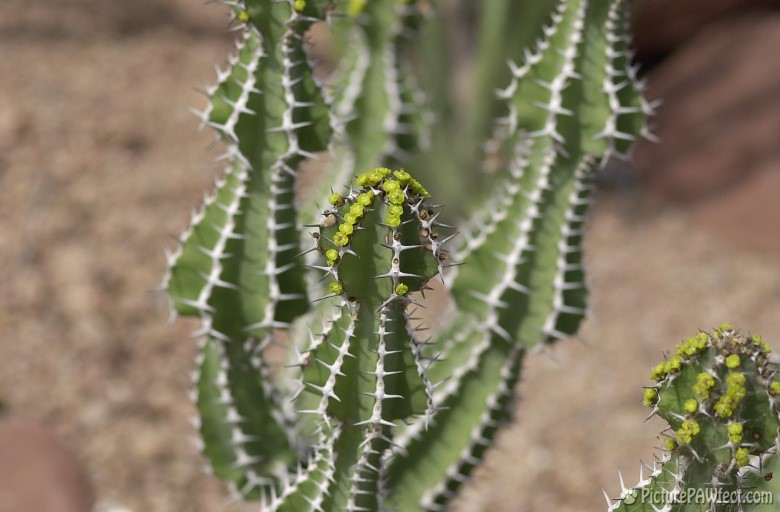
[
  {"left": 163, "top": 0, "right": 335, "bottom": 500},
  {"left": 290, "top": 167, "right": 450, "bottom": 510},
  {"left": 383, "top": 1, "right": 650, "bottom": 509},
  {"left": 608, "top": 326, "right": 780, "bottom": 512},
  {"left": 299, "top": 0, "right": 430, "bottom": 227}
]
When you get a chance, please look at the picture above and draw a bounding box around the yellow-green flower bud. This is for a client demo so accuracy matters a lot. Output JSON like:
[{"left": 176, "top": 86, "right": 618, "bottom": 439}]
[
  {"left": 664, "top": 356, "right": 682, "bottom": 374},
  {"left": 643, "top": 388, "right": 658, "bottom": 407},
  {"left": 693, "top": 372, "right": 715, "bottom": 399},
  {"left": 650, "top": 362, "right": 666, "bottom": 381},
  {"left": 383, "top": 180, "right": 400, "bottom": 193},
  {"left": 735, "top": 447, "right": 750, "bottom": 467},
  {"left": 369, "top": 170, "right": 383, "bottom": 185},
  {"left": 358, "top": 192, "right": 374, "bottom": 206},
  {"left": 393, "top": 170, "right": 410, "bottom": 183},
  {"left": 325, "top": 249, "right": 339, "bottom": 263},
  {"left": 752, "top": 334, "right": 770, "bottom": 352},
  {"left": 675, "top": 419, "right": 700, "bottom": 444},
  {"left": 727, "top": 422, "right": 743, "bottom": 444},
  {"left": 718, "top": 322, "right": 734, "bottom": 333},
  {"left": 349, "top": 203, "right": 365, "bottom": 217},
  {"left": 357, "top": 173, "right": 371, "bottom": 187},
  {"left": 388, "top": 190, "right": 405, "bottom": 205},
  {"left": 333, "top": 233, "right": 348, "bottom": 246},
  {"left": 726, "top": 372, "right": 745, "bottom": 387}
]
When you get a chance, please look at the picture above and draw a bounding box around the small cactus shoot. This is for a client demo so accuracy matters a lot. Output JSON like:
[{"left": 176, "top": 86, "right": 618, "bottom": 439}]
[{"left": 607, "top": 327, "right": 780, "bottom": 512}]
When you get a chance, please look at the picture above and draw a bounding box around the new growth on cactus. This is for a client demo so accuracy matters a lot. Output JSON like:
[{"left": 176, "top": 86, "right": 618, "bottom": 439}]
[
  {"left": 287, "top": 167, "right": 454, "bottom": 510},
  {"left": 609, "top": 326, "right": 780, "bottom": 512},
  {"left": 162, "top": 0, "right": 652, "bottom": 510}
]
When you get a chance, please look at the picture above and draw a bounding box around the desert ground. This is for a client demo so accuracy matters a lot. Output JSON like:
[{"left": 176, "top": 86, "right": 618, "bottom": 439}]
[{"left": 1, "top": 1, "right": 778, "bottom": 511}]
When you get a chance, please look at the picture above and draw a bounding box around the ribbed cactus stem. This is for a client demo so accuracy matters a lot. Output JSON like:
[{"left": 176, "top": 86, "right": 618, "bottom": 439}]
[
  {"left": 301, "top": 167, "right": 446, "bottom": 425},
  {"left": 608, "top": 325, "right": 780, "bottom": 511},
  {"left": 286, "top": 167, "right": 452, "bottom": 510},
  {"left": 300, "top": 0, "right": 430, "bottom": 229}
]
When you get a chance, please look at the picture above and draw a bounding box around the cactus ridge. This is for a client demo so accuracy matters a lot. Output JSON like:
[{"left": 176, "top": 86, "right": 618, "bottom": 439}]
[
  {"left": 418, "top": 345, "right": 523, "bottom": 511},
  {"left": 452, "top": 140, "right": 596, "bottom": 348},
  {"left": 607, "top": 326, "right": 780, "bottom": 512},
  {"left": 299, "top": 167, "right": 448, "bottom": 426},
  {"left": 163, "top": 0, "right": 338, "bottom": 500},
  {"left": 384, "top": 333, "right": 523, "bottom": 511},
  {"left": 264, "top": 427, "right": 339, "bottom": 511}
]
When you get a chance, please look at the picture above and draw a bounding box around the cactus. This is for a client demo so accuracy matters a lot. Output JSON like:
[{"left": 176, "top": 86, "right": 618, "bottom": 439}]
[
  {"left": 607, "top": 325, "right": 780, "bottom": 512},
  {"left": 162, "top": 0, "right": 649, "bottom": 510}
]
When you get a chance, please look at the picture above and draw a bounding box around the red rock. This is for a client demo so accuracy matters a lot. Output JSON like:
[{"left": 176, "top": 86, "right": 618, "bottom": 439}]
[
  {"left": 632, "top": 0, "right": 774, "bottom": 61},
  {"left": 0, "top": 418, "right": 94, "bottom": 512},
  {"left": 634, "top": 13, "right": 780, "bottom": 251}
]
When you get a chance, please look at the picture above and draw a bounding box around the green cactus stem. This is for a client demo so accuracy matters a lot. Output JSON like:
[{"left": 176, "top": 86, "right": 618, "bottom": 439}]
[
  {"left": 381, "top": 1, "right": 650, "bottom": 506},
  {"left": 163, "top": 0, "right": 335, "bottom": 499},
  {"left": 299, "top": 0, "right": 430, "bottom": 228},
  {"left": 288, "top": 167, "right": 453, "bottom": 510}
]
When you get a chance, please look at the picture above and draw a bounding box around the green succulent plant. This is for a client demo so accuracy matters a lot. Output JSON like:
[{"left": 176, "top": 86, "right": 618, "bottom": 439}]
[
  {"left": 162, "top": 0, "right": 657, "bottom": 509},
  {"left": 608, "top": 325, "right": 780, "bottom": 512}
]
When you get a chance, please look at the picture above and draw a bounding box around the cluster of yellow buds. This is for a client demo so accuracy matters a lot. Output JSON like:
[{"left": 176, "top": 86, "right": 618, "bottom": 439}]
[
  {"left": 713, "top": 372, "right": 746, "bottom": 418},
  {"left": 650, "top": 355, "right": 682, "bottom": 382},
  {"left": 692, "top": 371, "right": 716, "bottom": 399},
  {"left": 318, "top": 167, "right": 442, "bottom": 301},
  {"left": 674, "top": 332, "right": 708, "bottom": 359},
  {"left": 675, "top": 418, "right": 700, "bottom": 444},
  {"left": 331, "top": 191, "right": 374, "bottom": 247},
  {"left": 727, "top": 422, "right": 743, "bottom": 444},
  {"left": 382, "top": 180, "right": 405, "bottom": 227},
  {"left": 392, "top": 169, "right": 430, "bottom": 198}
]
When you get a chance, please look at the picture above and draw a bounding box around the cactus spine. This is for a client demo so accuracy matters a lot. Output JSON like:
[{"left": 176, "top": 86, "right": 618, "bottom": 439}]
[{"left": 163, "top": 0, "right": 649, "bottom": 509}]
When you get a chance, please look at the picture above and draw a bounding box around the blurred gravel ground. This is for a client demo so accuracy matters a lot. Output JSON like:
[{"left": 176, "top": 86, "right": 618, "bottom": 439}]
[{"left": 1, "top": 2, "right": 778, "bottom": 511}]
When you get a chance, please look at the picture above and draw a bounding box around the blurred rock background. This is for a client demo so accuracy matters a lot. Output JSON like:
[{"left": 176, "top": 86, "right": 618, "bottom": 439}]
[
  {"left": 632, "top": 0, "right": 780, "bottom": 252},
  {"left": 0, "top": 1, "right": 777, "bottom": 511}
]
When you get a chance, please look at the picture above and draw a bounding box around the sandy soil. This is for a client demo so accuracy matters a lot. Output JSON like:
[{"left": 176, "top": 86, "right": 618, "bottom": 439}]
[{"left": 1, "top": 2, "right": 778, "bottom": 511}]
